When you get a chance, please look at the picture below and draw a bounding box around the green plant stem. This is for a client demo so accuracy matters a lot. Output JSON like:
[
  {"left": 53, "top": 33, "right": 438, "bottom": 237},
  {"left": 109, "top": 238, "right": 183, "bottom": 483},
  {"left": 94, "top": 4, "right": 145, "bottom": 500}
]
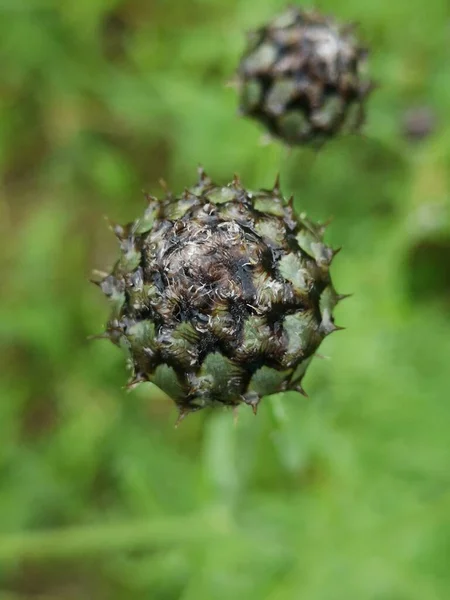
[{"left": 0, "top": 512, "right": 223, "bottom": 563}]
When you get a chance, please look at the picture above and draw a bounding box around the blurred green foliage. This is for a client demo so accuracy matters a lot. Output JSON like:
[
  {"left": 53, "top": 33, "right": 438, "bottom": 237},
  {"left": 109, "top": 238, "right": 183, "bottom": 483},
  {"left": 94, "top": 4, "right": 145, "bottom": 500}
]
[{"left": 1, "top": 0, "right": 450, "bottom": 598}]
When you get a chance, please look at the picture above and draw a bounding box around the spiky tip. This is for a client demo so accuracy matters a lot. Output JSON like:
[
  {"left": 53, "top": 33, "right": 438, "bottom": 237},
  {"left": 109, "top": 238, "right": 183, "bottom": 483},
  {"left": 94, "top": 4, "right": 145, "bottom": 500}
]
[
  {"left": 294, "top": 384, "right": 309, "bottom": 398},
  {"left": 197, "top": 166, "right": 209, "bottom": 184},
  {"left": 175, "top": 408, "right": 190, "bottom": 428},
  {"left": 273, "top": 173, "right": 281, "bottom": 193}
]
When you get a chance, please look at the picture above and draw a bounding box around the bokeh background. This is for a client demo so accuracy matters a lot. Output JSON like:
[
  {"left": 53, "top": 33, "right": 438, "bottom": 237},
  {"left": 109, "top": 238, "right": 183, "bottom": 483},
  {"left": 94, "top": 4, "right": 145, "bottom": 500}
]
[{"left": 1, "top": 0, "right": 450, "bottom": 598}]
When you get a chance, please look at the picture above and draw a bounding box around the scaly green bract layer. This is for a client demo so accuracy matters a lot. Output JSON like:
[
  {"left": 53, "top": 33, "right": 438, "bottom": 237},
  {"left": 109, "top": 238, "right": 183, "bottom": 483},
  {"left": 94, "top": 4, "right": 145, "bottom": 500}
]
[
  {"left": 237, "top": 7, "right": 373, "bottom": 147},
  {"left": 95, "top": 169, "right": 344, "bottom": 418}
]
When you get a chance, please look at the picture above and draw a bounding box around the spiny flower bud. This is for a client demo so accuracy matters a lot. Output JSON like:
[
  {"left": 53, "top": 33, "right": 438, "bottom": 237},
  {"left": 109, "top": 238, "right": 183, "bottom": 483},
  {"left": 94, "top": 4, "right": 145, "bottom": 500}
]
[
  {"left": 93, "top": 169, "right": 345, "bottom": 421},
  {"left": 237, "top": 7, "right": 373, "bottom": 147}
]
